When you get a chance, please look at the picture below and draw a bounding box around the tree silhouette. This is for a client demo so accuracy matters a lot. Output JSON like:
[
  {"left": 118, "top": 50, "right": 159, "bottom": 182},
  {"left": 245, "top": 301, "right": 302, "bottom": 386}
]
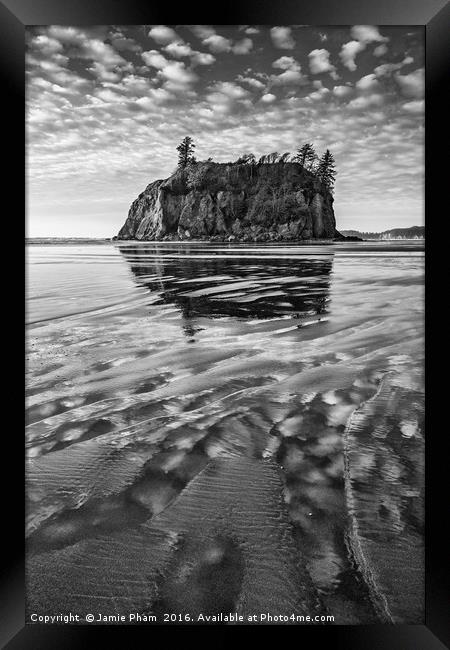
[
  {"left": 236, "top": 153, "right": 256, "bottom": 164},
  {"left": 317, "top": 149, "right": 336, "bottom": 192},
  {"left": 268, "top": 152, "right": 280, "bottom": 163},
  {"left": 294, "top": 143, "right": 316, "bottom": 169},
  {"left": 176, "top": 136, "right": 196, "bottom": 168}
]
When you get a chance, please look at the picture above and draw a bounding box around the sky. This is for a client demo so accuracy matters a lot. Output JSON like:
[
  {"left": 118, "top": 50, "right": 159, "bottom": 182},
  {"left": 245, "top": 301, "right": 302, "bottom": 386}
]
[{"left": 26, "top": 25, "right": 425, "bottom": 237}]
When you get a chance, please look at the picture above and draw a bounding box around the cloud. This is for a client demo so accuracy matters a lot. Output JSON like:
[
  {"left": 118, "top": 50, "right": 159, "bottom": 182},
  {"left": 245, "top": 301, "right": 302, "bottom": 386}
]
[
  {"left": 395, "top": 67, "right": 424, "bottom": 98},
  {"left": 189, "top": 25, "right": 216, "bottom": 40},
  {"left": 193, "top": 27, "right": 253, "bottom": 55},
  {"left": 272, "top": 70, "right": 304, "bottom": 85},
  {"left": 26, "top": 38, "right": 93, "bottom": 94},
  {"left": 350, "top": 25, "right": 388, "bottom": 45},
  {"left": 333, "top": 85, "right": 353, "bottom": 98},
  {"left": 355, "top": 73, "right": 380, "bottom": 92},
  {"left": 142, "top": 50, "right": 169, "bottom": 69},
  {"left": 260, "top": 93, "right": 276, "bottom": 103},
  {"left": 141, "top": 50, "right": 198, "bottom": 91},
  {"left": 308, "top": 49, "right": 336, "bottom": 75},
  {"left": 402, "top": 99, "right": 424, "bottom": 114},
  {"left": 374, "top": 56, "right": 415, "bottom": 77},
  {"left": 374, "top": 62, "right": 401, "bottom": 76},
  {"left": 163, "top": 41, "right": 194, "bottom": 58},
  {"left": 95, "top": 87, "right": 124, "bottom": 103},
  {"left": 374, "top": 43, "right": 388, "bottom": 57},
  {"left": 348, "top": 93, "right": 384, "bottom": 110},
  {"left": 245, "top": 27, "right": 259, "bottom": 35},
  {"left": 232, "top": 38, "right": 253, "bottom": 54},
  {"left": 272, "top": 56, "right": 298, "bottom": 70},
  {"left": 205, "top": 81, "right": 250, "bottom": 114},
  {"left": 39, "top": 27, "right": 130, "bottom": 85},
  {"left": 109, "top": 31, "right": 142, "bottom": 53},
  {"left": 82, "top": 39, "right": 126, "bottom": 68},
  {"left": 89, "top": 63, "right": 122, "bottom": 83},
  {"left": 307, "top": 84, "right": 330, "bottom": 101},
  {"left": 237, "top": 75, "right": 265, "bottom": 89},
  {"left": 158, "top": 61, "right": 198, "bottom": 88},
  {"left": 203, "top": 34, "right": 232, "bottom": 53},
  {"left": 112, "top": 74, "right": 151, "bottom": 97},
  {"left": 191, "top": 51, "right": 216, "bottom": 66},
  {"left": 339, "top": 41, "right": 365, "bottom": 71},
  {"left": 340, "top": 25, "right": 389, "bottom": 71},
  {"left": 45, "top": 27, "right": 125, "bottom": 74},
  {"left": 270, "top": 56, "right": 305, "bottom": 85},
  {"left": 135, "top": 87, "right": 174, "bottom": 107},
  {"left": 31, "top": 35, "right": 63, "bottom": 55},
  {"left": 156, "top": 36, "right": 216, "bottom": 66},
  {"left": 270, "top": 27, "right": 295, "bottom": 50},
  {"left": 47, "top": 26, "right": 87, "bottom": 46},
  {"left": 148, "top": 25, "right": 179, "bottom": 45},
  {"left": 209, "top": 81, "right": 248, "bottom": 99}
]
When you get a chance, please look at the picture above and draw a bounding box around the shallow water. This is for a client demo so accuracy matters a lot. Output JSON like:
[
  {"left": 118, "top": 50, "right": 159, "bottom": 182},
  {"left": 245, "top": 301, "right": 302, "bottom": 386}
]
[{"left": 26, "top": 240, "right": 424, "bottom": 624}]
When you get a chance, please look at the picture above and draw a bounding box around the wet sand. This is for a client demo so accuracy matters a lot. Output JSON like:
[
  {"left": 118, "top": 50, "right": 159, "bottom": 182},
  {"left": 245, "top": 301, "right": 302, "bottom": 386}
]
[{"left": 26, "top": 240, "right": 424, "bottom": 624}]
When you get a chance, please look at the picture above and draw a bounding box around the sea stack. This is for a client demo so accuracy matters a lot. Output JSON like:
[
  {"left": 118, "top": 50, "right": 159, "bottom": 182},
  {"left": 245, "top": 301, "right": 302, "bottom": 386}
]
[{"left": 117, "top": 161, "right": 344, "bottom": 242}]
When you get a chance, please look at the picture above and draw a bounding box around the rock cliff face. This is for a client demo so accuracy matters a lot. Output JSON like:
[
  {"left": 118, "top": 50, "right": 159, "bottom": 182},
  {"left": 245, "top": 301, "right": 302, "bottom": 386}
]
[{"left": 117, "top": 161, "right": 342, "bottom": 242}]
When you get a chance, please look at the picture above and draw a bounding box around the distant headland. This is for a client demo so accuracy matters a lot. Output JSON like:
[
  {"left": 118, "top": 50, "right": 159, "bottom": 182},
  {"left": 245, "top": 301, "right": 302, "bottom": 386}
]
[{"left": 340, "top": 226, "right": 424, "bottom": 240}]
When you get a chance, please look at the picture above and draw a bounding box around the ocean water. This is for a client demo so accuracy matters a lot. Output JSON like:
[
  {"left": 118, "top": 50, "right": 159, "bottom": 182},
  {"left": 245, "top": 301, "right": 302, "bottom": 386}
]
[{"left": 26, "top": 240, "right": 424, "bottom": 624}]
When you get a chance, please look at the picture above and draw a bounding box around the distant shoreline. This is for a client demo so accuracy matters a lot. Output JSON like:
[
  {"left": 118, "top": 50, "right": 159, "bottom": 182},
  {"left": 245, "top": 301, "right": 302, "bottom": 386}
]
[
  {"left": 26, "top": 238, "right": 112, "bottom": 245},
  {"left": 26, "top": 237, "right": 424, "bottom": 245}
]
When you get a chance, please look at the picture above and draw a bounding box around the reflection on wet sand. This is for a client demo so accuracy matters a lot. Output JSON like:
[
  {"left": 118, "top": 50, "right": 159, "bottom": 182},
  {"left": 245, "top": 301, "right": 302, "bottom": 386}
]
[
  {"left": 118, "top": 244, "right": 334, "bottom": 327},
  {"left": 26, "top": 242, "right": 424, "bottom": 624}
]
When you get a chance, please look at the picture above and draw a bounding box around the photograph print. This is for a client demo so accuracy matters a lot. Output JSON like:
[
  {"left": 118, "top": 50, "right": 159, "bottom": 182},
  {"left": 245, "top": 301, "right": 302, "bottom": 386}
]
[{"left": 26, "top": 24, "right": 425, "bottom": 626}]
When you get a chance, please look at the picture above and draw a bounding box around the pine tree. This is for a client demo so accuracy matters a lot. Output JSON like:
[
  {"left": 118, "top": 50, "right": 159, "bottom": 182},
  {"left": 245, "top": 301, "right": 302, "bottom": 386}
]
[
  {"left": 176, "top": 136, "right": 196, "bottom": 168},
  {"left": 294, "top": 143, "right": 316, "bottom": 169},
  {"left": 317, "top": 149, "right": 336, "bottom": 192}
]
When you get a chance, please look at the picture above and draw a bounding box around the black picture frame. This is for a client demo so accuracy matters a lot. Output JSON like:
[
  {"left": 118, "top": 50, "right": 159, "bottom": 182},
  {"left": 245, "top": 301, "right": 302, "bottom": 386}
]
[{"left": 5, "top": 1, "right": 448, "bottom": 647}]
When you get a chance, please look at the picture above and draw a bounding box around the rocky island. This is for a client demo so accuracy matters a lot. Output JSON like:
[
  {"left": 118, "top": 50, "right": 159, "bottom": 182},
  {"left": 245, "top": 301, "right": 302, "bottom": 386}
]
[
  {"left": 117, "top": 160, "right": 351, "bottom": 243},
  {"left": 117, "top": 137, "right": 359, "bottom": 242}
]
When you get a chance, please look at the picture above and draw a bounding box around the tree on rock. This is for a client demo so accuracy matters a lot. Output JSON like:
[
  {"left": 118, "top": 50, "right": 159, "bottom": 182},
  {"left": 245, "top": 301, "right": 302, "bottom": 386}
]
[
  {"left": 236, "top": 153, "right": 256, "bottom": 164},
  {"left": 294, "top": 143, "right": 316, "bottom": 169},
  {"left": 177, "top": 136, "right": 196, "bottom": 168},
  {"left": 317, "top": 149, "right": 336, "bottom": 192}
]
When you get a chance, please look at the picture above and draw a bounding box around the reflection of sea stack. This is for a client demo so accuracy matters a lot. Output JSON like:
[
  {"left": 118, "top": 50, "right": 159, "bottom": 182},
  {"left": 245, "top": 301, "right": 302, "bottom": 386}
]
[
  {"left": 118, "top": 245, "right": 334, "bottom": 321},
  {"left": 117, "top": 162, "right": 345, "bottom": 242}
]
